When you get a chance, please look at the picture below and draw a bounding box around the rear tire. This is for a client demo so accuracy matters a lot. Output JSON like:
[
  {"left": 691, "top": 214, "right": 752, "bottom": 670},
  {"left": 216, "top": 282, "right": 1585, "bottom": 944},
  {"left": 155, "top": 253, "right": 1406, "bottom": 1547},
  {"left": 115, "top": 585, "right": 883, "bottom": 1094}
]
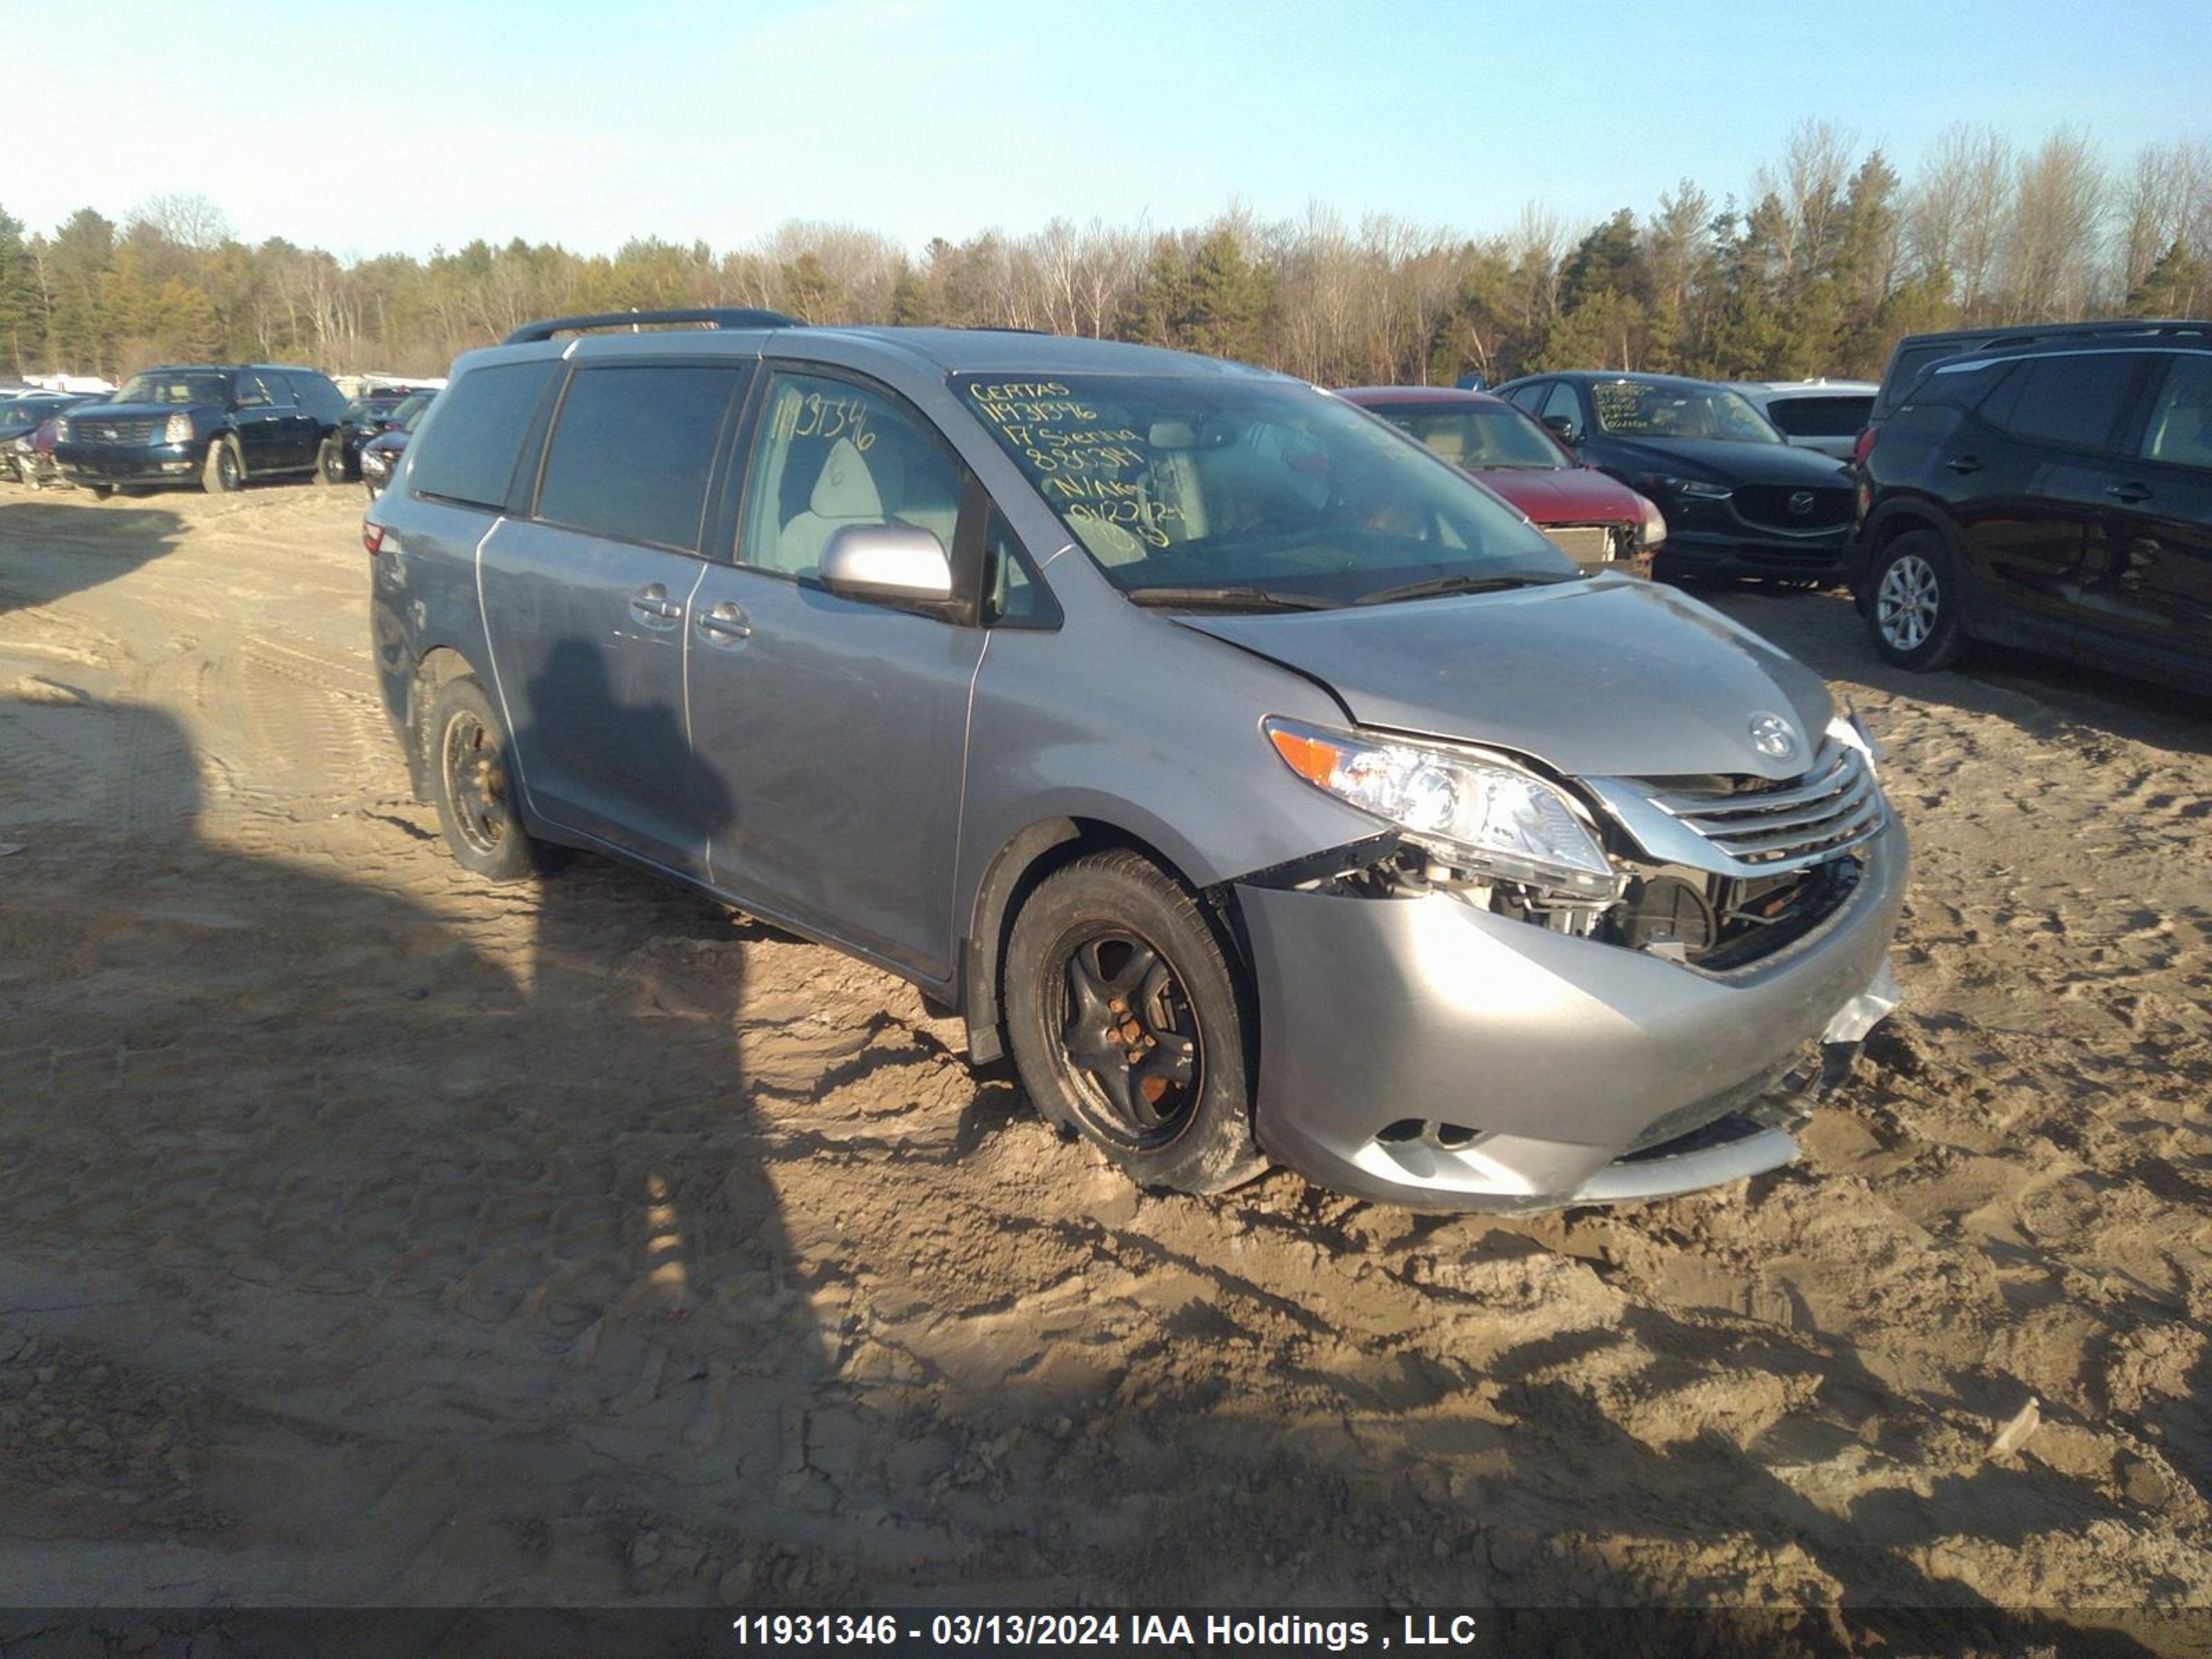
[
  {"left": 1004, "top": 849, "right": 1266, "bottom": 1196},
  {"left": 426, "top": 675, "right": 543, "bottom": 883},
  {"left": 1865, "top": 531, "right": 1966, "bottom": 671},
  {"left": 315, "top": 438, "right": 346, "bottom": 485},
  {"left": 202, "top": 437, "right": 243, "bottom": 494}
]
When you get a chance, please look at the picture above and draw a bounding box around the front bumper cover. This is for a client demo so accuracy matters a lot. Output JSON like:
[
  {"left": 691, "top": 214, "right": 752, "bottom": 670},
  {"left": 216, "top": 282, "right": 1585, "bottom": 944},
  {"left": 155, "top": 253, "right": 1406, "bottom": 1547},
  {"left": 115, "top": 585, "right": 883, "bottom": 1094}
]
[{"left": 1236, "top": 817, "right": 1907, "bottom": 1212}]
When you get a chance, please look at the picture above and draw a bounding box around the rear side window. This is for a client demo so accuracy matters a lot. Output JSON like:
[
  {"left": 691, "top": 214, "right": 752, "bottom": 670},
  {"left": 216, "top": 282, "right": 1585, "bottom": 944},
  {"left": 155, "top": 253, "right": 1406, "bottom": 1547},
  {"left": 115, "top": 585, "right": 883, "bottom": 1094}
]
[
  {"left": 410, "top": 359, "right": 560, "bottom": 512},
  {"left": 2141, "top": 355, "right": 2212, "bottom": 469},
  {"left": 1766, "top": 395, "right": 1872, "bottom": 438},
  {"left": 534, "top": 364, "right": 743, "bottom": 552},
  {"left": 1993, "top": 354, "right": 2144, "bottom": 454}
]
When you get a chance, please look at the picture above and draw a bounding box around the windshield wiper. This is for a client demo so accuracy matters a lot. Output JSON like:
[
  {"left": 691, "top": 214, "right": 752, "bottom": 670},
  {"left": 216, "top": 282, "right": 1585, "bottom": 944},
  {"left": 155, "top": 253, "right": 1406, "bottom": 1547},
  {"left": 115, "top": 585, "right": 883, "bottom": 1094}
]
[
  {"left": 1123, "top": 584, "right": 1338, "bottom": 612},
  {"left": 1352, "top": 572, "right": 1577, "bottom": 607}
]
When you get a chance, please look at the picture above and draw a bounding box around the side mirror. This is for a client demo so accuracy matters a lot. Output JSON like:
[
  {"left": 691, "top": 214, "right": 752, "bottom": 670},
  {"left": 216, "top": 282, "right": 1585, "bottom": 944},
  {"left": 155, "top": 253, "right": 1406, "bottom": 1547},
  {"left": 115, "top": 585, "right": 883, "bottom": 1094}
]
[
  {"left": 820, "top": 523, "right": 953, "bottom": 604},
  {"left": 1541, "top": 413, "right": 1580, "bottom": 445}
]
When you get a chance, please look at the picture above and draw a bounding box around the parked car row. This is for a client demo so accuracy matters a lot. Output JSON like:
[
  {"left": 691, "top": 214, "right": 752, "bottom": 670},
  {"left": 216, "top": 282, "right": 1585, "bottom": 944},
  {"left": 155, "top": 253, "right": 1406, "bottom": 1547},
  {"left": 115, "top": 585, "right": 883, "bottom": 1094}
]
[{"left": 2, "top": 364, "right": 440, "bottom": 497}]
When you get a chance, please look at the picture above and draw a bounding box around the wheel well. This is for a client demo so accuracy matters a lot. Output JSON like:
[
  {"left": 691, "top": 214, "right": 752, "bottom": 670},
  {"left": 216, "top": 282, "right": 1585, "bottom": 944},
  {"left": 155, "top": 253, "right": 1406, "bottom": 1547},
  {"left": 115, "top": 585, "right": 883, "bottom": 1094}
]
[
  {"left": 1870, "top": 509, "right": 1945, "bottom": 558},
  {"left": 406, "top": 646, "right": 477, "bottom": 800},
  {"left": 962, "top": 816, "right": 1238, "bottom": 1066}
]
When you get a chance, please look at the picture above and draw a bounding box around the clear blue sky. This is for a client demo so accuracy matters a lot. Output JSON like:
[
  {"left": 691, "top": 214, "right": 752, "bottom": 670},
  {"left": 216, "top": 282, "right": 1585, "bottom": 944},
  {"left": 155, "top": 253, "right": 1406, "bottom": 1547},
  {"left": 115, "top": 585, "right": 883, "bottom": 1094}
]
[{"left": 14, "top": 0, "right": 2208, "bottom": 258}]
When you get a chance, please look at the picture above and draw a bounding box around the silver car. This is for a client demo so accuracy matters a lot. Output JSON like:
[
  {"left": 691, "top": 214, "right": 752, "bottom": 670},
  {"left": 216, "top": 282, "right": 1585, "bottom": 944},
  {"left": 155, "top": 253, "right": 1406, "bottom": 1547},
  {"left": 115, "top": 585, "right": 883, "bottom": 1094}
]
[
  {"left": 367, "top": 310, "right": 1904, "bottom": 1212},
  {"left": 1729, "top": 379, "right": 1880, "bottom": 461}
]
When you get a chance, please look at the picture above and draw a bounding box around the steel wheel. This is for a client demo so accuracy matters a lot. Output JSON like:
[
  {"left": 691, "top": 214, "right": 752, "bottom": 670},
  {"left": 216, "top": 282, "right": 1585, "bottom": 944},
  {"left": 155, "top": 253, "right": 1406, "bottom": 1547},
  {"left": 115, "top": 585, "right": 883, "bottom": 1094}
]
[
  {"left": 1875, "top": 552, "right": 1939, "bottom": 652},
  {"left": 440, "top": 706, "right": 510, "bottom": 860},
  {"left": 1049, "top": 924, "right": 1203, "bottom": 1150}
]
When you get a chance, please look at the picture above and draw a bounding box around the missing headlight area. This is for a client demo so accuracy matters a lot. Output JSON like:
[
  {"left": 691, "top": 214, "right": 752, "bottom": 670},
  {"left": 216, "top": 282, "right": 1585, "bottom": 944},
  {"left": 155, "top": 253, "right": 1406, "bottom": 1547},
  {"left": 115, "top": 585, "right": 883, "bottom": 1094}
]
[{"left": 1241, "top": 832, "right": 1864, "bottom": 971}]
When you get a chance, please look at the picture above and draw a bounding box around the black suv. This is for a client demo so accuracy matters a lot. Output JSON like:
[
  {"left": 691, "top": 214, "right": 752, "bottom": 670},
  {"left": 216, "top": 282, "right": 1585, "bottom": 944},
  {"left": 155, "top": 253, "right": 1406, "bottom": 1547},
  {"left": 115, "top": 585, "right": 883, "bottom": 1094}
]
[
  {"left": 53, "top": 363, "right": 353, "bottom": 496},
  {"left": 1850, "top": 332, "right": 2212, "bottom": 693},
  {"left": 1491, "top": 370, "right": 1854, "bottom": 583}
]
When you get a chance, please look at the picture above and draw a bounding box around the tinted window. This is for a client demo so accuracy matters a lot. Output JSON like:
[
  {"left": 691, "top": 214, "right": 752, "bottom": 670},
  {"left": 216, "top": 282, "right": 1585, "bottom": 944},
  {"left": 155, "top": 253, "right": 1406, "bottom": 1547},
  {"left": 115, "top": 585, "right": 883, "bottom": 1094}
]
[
  {"left": 1540, "top": 382, "right": 1583, "bottom": 431},
  {"left": 2141, "top": 355, "right": 2212, "bottom": 469},
  {"left": 1765, "top": 395, "right": 1873, "bottom": 438},
  {"left": 1506, "top": 382, "right": 1548, "bottom": 413},
  {"left": 234, "top": 374, "right": 281, "bottom": 409},
  {"left": 741, "top": 372, "right": 964, "bottom": 578},
  {"left": 1995, "top": 354, "right": 2144, "bottom": 453},
  {"left": 536, "top": 365, "right": 740, "bottom": 552},
  {"left": 409, "top": 359, "right": 560, "bottom": 512}
]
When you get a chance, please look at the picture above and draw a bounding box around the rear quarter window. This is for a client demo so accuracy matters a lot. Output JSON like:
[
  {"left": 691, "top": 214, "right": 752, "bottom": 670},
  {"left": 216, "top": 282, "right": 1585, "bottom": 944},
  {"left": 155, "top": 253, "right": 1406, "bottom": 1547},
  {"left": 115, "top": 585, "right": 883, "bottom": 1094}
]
[{"left": 409, "top": 359, "right": 561, "bottom": 512}]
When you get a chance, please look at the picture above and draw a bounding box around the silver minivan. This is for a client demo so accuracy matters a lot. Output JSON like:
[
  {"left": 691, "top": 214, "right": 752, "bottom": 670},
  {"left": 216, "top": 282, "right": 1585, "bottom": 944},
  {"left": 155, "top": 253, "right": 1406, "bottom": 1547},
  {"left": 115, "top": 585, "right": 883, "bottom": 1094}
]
[{"left": 367, "top": 310, "right": 1904, "bottom": 1212}]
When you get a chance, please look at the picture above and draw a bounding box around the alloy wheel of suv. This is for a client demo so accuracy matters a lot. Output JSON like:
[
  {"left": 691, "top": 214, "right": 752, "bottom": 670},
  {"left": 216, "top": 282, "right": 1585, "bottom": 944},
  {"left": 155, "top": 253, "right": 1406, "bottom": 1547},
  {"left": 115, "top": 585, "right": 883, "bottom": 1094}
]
[
  {"left": 1866, "top": 532, "right": 1965, "bottom": 671},
  {"left": 203, "top": 438, "right": 243, "bottom": 494},
  {"left": 1005, "top": 849, "right": 1266, "bottom": 1195}
]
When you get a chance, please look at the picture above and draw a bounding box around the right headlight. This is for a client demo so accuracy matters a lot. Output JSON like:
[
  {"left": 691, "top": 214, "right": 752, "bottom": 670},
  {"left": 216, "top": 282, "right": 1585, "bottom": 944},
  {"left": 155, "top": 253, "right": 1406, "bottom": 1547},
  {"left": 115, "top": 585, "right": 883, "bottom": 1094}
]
[
  {"left": 1639, "top": 473, "right": 1731, "bottom": 500},
  {"left": 53, "top": 418, "right": 71, "bottom": 441},
  {"left": 162, "top": 413, "right": 192, "bottom": 445},
  {"left": 1264, "top": 717, "right": 1618, "bottom": 897}
]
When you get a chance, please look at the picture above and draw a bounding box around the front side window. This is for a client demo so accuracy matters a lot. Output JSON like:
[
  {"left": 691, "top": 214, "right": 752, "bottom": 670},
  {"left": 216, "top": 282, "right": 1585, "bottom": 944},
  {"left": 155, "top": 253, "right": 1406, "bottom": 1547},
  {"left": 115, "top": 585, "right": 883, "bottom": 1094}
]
[
  {"left": 1377, "top": 403, "right": 1570, "bottom": 470},
  {"left": 535, "top": 364, "right": 741, "bottom": 552},
  {"left": 955, "top": 374, "right": 1571, "bottom": 607},
  {"left": 115, "top": 371, "right": 227, "bottom": 406},
  {"left": 2141, "top": 355, "right": 2212, "bottom": 469},
  {"left": 1993, "top": 354, "right": 2143, "bottom": 453},
  {"left": 1589, "top": 380, "right": 1779, "bottom": 443},
  {"left": 740, "top": 372, "right": 964, "bottom": 578},
  {"left": 1539, "top": 382, "right": 1584, "bottom": 435}
]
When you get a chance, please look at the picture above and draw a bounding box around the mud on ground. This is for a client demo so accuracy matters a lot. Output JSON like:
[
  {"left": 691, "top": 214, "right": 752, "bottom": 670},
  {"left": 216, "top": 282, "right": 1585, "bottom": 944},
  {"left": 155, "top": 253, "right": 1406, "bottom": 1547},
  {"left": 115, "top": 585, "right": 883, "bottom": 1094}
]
[{"left": 0, "top": 485, "right": 2208, "bottom": 1643}]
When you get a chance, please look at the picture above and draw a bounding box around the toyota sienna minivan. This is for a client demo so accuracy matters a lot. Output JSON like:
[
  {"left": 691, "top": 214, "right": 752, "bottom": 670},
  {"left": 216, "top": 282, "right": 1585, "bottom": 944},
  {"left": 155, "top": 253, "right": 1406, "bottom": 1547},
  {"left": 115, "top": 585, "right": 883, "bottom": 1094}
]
[{"left": 366, "top": 309, "right": 1905, "bottom": 1212}]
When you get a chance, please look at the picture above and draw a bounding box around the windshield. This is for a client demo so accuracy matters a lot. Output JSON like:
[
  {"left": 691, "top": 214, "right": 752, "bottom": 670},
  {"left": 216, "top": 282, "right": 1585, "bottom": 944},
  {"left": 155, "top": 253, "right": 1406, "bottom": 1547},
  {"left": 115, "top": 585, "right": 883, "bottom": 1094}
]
[
  {"left": 1369, "top": 402, "right": 1571, "bottom": 470},
  {"left": 392, "top": 391, "right": 435, "bottom": 430},
  {"left": 955, "top": 375, "right": 1573, "bottom": 607},
  {"left": 117, "top": 372, "right": 228, "bottom": 407},
  {"left": 1589, "top": 380, "right": 1781, "bottom": 443}
]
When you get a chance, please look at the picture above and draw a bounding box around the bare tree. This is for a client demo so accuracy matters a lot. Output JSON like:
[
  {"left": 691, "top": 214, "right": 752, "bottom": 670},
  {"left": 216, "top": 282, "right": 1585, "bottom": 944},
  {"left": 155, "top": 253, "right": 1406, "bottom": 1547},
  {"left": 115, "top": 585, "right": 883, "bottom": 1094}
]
[{"left": 2003, "top": 127, "right": 2106, "bottom": 319}]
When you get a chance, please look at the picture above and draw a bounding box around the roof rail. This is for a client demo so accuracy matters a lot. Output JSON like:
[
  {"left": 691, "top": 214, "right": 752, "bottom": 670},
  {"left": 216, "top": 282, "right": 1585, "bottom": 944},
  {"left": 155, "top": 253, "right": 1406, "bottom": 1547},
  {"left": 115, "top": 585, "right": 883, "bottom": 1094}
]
[{"left": 501, "top": 308, "right": 800, "bottom": 346}]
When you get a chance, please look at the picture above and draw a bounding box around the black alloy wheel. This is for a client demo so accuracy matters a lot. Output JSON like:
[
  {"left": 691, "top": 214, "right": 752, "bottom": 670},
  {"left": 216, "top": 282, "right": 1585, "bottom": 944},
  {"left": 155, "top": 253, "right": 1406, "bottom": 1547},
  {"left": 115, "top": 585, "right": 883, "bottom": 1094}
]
[{"left": 1049, "top": 924, "right": 1203, "bottom": 1149}]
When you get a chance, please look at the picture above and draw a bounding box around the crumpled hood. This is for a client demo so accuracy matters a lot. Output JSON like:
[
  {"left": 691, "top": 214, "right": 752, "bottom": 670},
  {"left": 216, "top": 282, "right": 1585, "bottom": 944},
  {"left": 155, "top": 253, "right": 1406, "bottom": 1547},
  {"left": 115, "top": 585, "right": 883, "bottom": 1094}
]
[
  {"left": 1178, "top": 577, "right": 1835, "bottom": 780},
  {"left": 1472, "top": 465, "right": 1645, "bottom": 524},
  {"left": 1595, "top": 434, "right": 1850, "bottom": 486}
]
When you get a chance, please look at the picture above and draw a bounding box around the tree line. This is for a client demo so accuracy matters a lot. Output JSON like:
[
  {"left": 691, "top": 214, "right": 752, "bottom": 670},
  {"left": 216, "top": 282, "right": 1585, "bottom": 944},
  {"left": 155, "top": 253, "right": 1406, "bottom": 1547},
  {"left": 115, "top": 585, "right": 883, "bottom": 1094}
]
[{"left": 1, "top": 122, "right": 2206, "bottom": 390}]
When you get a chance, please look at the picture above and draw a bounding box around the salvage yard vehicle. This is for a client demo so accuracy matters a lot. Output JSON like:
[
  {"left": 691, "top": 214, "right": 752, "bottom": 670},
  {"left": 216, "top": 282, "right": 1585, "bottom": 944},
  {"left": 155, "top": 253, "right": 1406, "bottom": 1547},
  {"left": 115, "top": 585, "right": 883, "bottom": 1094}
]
[
  {"left": 1338, "top": 385, "right": 1665, "bottom": 574},
  {"left": 1493, "top": 370, "right": 1855, "bottom": 585},
  {"left": 357, "top": 393, "right": 434, "bottom": 500},
  {"left": 1850, "top": 331, "right": 2212, "bottom": 693},
  {"left": 2, "top": 393, "right": 100, "bottom": 485},
  {"left": 53, "top": 363, "right": 353, "bottom": 496},
  {"left": 368, "top": 309, "right": 1904, "bottom": 1212},
  {"left": 1729, "top": 379, "right": 1877, "bottom": 461}
]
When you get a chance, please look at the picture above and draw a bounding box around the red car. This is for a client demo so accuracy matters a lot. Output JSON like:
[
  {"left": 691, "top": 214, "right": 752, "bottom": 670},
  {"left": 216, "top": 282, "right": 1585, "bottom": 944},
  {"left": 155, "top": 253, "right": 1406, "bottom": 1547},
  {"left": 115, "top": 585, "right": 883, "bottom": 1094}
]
[{"left": 1340, "top": 386, "right": 1665, "bottom": 574}]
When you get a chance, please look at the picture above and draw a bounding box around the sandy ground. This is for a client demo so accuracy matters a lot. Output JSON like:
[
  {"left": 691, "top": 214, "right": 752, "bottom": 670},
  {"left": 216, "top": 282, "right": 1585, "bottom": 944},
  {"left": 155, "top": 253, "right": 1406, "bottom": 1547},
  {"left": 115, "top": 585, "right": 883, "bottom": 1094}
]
[{"left": 1, "top": 482, "right": 2209, "bottom": 1645}]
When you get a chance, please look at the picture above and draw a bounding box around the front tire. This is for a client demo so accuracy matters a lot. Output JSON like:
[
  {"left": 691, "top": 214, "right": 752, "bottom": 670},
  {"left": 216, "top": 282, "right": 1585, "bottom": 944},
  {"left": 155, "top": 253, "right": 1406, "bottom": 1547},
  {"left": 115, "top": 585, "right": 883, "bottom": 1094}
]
[
  {"left": 1866, "top": 531, "right": 1966, "bottom": 671},
  {"left": 315, "top": 438, "right": 347, "bottom": 485},
  {"left": 427, "top": 675, "right": 541, "bottom": 883},
  {"left": 1004, "top": 849, "right": 1266, "bottom": 1196},
  {"left": 202, "top": 437, "right": 243, "bottom": 494}
]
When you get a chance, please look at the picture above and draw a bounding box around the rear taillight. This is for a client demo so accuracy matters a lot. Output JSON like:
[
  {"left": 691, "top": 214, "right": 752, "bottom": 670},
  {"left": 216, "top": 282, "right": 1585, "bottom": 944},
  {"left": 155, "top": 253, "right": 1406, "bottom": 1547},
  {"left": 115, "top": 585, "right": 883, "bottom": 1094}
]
[
  {"left": 1852, "top": 423, "right": 1880, "bottom": 469},
  {"left": 363, "top": 521, "right": 385, "bottom": 556}
]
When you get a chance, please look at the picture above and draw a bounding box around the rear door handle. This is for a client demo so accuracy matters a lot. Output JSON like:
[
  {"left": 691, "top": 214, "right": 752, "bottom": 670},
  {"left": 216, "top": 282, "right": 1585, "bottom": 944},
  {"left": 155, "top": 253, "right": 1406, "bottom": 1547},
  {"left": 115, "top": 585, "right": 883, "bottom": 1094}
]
[
  {"left": 2105, "top": 482, "right": 2153, "bottom": 504},
  {"left": 695, "top": 601, "right": 751, "bottom": 643},
  {"left": 629, "top": 583, "right": 684, "bottom": 626},
  {"left": 1944, "top": 455, "right": 1982, "bottom": 474}
]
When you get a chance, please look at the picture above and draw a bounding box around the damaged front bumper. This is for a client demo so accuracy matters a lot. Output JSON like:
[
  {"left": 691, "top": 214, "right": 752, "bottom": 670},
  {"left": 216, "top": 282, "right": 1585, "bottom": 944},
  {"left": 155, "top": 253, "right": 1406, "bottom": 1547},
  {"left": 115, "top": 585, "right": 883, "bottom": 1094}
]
[{"left": 1234, "top": 818, "right": 1907, "bottom": 1212}]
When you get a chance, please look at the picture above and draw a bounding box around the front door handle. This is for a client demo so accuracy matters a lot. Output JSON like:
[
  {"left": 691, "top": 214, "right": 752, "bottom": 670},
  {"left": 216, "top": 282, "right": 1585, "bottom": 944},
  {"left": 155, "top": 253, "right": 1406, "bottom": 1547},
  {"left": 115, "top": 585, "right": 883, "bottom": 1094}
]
[
  {"left": 2105, "top": 481, "right": 2153, "bottom": 504},
  {"left": 629, "top": 583, "right": 684, "bottom": 626},
  {"left": 695, "top": 601, "right": 751, "bottom": 643},
  {"left": 1945, "top": 455, "right": 1983, "bottom": 474}
]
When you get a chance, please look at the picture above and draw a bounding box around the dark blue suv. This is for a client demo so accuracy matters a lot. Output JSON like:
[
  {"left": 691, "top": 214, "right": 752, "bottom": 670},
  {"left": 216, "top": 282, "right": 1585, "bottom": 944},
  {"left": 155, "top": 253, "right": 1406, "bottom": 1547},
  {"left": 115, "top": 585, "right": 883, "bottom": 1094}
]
[{"left": 55, "top": 363, "right": 352, "bottom": 496}]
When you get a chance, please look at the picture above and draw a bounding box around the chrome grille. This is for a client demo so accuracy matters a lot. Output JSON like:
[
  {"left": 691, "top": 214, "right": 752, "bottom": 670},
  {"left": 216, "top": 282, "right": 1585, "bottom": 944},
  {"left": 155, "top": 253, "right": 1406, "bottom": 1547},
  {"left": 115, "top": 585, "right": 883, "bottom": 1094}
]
[
  {"left": 82, "top": 416, "right": 165, "bottom": 444},
  {"left": 1538, "top": 524, "right": 1618, "bottom": 569},
  {"left": 1643, "top": 740, "right": 1884, "bottom": 870}
]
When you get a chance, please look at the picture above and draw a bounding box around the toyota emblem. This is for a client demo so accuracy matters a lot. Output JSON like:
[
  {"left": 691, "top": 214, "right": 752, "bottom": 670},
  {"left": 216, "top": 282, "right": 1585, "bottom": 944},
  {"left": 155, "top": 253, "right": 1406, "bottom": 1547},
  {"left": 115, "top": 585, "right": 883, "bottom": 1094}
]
[
  {"left": 1749, "top": 713, "right": 1799, "bottom": 761},
  {"left": 1787, "top": 490, "right": 1816, "bottom": 517}
]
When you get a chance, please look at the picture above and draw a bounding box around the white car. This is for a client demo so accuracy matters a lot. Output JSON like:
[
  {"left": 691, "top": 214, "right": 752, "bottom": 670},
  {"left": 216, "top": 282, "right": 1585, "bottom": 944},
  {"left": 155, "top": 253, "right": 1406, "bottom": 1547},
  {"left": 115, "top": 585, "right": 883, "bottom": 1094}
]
[{"left": 1729, "top": 379, "right": 1877, "bottom": 462}]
